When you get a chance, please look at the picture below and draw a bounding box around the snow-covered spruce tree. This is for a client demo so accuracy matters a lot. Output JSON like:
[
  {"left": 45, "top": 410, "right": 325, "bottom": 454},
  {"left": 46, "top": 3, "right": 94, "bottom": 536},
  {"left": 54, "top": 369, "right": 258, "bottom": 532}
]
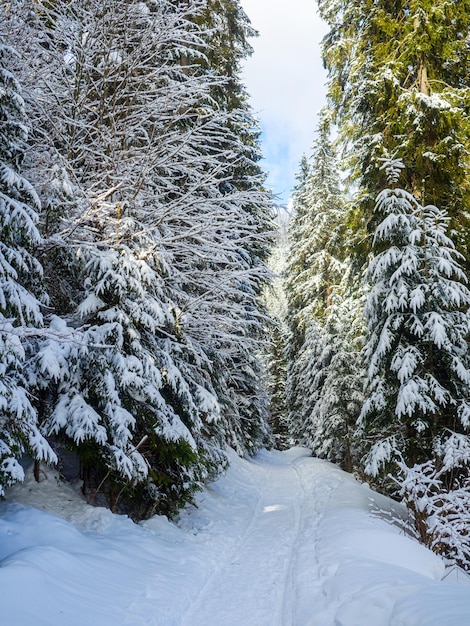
[
  {"left": 284, "top": 157, "right": 314, "bottom": 435},
  {"left": 360, "top": 158, "right": 470, "bottom": 492},
  {"left": 285, "top": 116, "right": 347, "bottom": 442},
  {"left": 185, "top": 0, "right": 274, "bottom": 453},
  {"left": 28, "top": 0, "right": 232, "bottom": 515},
  {"left": 0, "top": 40, "right": 56, "bottom": 494},
  {"left": 287, "top": 320, "right": 328, "bottom": 445},
  {"left": 394, "top": 434, "right": 470, "bottom": 569},
  {"left": 192, "top": 0, "right": 257, "bottom": 112},
  {"left": 286, "top": 111, "right": 345, "bottom": 326},
  {"left": 305, "top": 287, "right": 365, "bottom": 472},
  {"left": 318, "top": 0, "right": 470, "bottom": 270},
  {"left": 264, "top": 321, "right": 289, "bottom": 446},
  {"left": 11, "top": 0, "right": 272, "bottom": 514},
  {"left": 263, "top": 208, "right": 289, "bottom": 447},
  {"left": 361, "top": 160, "right": 470, "bottom": 568},
  {"left": 285, "top": 155, "right": 312, "bottom": 343}
]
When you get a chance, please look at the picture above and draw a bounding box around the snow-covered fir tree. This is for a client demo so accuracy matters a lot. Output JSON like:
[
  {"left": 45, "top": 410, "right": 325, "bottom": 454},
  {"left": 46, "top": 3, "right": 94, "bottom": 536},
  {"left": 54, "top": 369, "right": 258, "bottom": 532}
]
[
  {"left": 285, "top": 116, "right": 349, "bottom": 448},
  {"left": 15, "top": 0, "right": 220, "bottom": 514},
  {"left": 285, "top": 112, "right": 345, "bottom": 326},
  {"left": 318, "top": 0, "right": 470, "bottom": 272},
  {"left": 0, "top": 40, "right": 56, "bottom": 494},
  {"left": 305, "top": 287, "right": 365, "bottom": 472},
  {"left": 395, "top": 442, "right": 470, "bottom": 569},
  {"left": 263, "top": 207, "right": 289, "bottom": 446},
  {"left": 360, "top": 158, "right": 470, "bottom": 477},
  {"left": 284, "top": 157, "right": 314, "bottom": 434},
  {"left": 187, "top": 0, "right": 274, "bottom": 453},
  {"left": 285, "top": 155, "right": 312, "bottom": 341},
  {"left": 5, "top": 0, "right": 273, "bottom": 514},
  {"left": 360, "top": 159, "right": 470, "bottom": 568},
  {"left": 287, "top": 320, "right": 327, "bottom": 445}
]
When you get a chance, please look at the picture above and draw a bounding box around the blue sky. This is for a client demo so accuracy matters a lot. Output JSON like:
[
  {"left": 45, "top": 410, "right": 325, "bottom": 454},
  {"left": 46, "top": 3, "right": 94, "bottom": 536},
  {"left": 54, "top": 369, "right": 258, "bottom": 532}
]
[{"left": 240, "top": 1, "right": 328, "bottom": 204}]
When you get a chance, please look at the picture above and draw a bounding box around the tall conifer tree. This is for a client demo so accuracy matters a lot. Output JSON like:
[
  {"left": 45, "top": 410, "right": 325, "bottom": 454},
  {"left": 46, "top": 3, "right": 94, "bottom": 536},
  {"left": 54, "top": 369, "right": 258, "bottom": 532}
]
[
  {"left": 285, "top": 118, "right": 346, "bottom": 443},
  {"left": 360, "top": 159, "right": 470, "bottom": 478},
  {"left": 360, "top": 158, "right": 470, "bottom": 566},
  {"left": 5, "top": 0, "right": 273, "bottom": 513},
  {"left": 318, "top": 0, "right": 470, "bottom": 266},
  {"left": 0, "top": 40, "right": 56, "bottom": 493}
]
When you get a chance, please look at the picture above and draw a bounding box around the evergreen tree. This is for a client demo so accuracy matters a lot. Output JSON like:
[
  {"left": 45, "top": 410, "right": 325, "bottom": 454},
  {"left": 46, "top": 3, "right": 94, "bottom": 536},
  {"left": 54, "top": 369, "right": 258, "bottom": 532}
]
[
  {"left": 6, "top": 0, "right": 273, "bottom": 512},
  {"left": 306, "top": 288, "right": 365, "bottom": 472},
  {"left": 285, "top": 117, "right": 346, "bottom": 442},
  {"left": 17, "top": 0, "right": 222, "bottom": 513},
  {"left": 318, "top": 0, "right": 470, "bottom": 267},
  {"left": 395, "top": 435, "right": 470, "bottom": 569},
  {"left": 285, "top": 155, "right": 313, "bottom": 350},
  {"left": 287, "top": 320, "right": 327, "bottom": 445},
  {"left": 285, "top": 117, "right": 345, "bottom": 345},
  {"left": 284, "top": 157, "right": 313, "bottom": 434},
  {"left": 187, "top": 0, "right": 274, "bottom": 451},
  {"left": 193, "top": 0, "right": 257, "bottom": 112},
  {"left": 360, "top": 159, "right": 470, "bottom": 568},
  {"left": 360, "top": 158, "right": 470, "bottom": 480},
  {"left": 291, "top": 112, "right": 345, "bottom": 322},
  {"left": 265, "top": 321, "right": 289, "bottom": 446},
  {"left": 0, "top": 40, "right": 56, "bottom": 494},
  {"left": 263, "top": 208, "right": 289, "bottom": 447}
]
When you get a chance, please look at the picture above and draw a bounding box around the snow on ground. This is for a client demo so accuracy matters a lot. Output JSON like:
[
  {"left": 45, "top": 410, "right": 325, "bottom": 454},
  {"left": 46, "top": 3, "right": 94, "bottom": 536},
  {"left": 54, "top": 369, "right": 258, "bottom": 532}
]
[{"left": 1, "top": 447, "right": 470, "bottom": 625}]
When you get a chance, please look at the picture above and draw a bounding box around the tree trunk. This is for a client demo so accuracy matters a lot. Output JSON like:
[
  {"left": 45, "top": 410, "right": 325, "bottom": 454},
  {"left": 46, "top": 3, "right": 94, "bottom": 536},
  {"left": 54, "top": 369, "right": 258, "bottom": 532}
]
[
  {"left": 417, "top": 61, "right": 430, "bottom": 96},
  {"left": 34, "top": 460, "right": 40, "bottom": 482}
]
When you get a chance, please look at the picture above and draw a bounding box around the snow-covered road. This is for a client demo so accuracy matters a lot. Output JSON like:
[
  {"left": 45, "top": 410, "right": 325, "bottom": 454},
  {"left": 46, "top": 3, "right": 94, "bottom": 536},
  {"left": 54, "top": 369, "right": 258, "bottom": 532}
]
[{"left": 1, "top": 448, "right": 470, "bottom": 625}]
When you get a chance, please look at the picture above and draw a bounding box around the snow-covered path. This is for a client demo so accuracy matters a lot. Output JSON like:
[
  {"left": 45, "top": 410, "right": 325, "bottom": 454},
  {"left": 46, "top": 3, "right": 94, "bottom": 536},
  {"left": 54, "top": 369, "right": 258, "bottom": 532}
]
[
  {"left": 2, "top": 448, "right": 470, "bottom": 625},
  {"left": 180, "top": 456, "right": 306, "bottom": 625}
]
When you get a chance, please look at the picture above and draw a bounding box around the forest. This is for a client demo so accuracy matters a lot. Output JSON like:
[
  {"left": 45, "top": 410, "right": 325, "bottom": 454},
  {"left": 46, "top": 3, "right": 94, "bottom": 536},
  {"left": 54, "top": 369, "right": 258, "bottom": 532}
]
[{"left": 2, "top": 0, "right": 470, "bottom": 572}]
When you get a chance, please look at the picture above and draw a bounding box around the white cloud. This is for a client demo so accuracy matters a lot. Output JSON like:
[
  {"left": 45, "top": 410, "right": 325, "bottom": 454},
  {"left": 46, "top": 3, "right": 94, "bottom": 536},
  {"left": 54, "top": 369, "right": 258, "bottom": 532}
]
[{"left": 240, "top": 0, "right": 328, "bottom": 203}]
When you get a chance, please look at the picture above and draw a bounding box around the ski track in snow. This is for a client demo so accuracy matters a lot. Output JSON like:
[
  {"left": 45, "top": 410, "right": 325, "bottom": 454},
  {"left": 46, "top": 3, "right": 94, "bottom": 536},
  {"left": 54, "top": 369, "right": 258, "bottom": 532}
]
[{"left": 180, "top": 457, "right": 305, "bottom": 626}]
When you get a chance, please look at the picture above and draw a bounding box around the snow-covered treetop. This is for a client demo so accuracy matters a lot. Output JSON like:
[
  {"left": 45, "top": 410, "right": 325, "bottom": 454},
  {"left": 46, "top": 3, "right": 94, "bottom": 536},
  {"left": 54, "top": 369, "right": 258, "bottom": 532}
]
[{"left": 379, "top": 157, "right": 405, "bottom": 187}]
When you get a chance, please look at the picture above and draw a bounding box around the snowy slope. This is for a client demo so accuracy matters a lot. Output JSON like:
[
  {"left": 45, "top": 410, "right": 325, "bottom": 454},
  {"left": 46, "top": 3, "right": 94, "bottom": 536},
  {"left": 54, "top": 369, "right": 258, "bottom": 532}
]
[{"left": 1, "top": 448, "right": 469, "bottom": 625}]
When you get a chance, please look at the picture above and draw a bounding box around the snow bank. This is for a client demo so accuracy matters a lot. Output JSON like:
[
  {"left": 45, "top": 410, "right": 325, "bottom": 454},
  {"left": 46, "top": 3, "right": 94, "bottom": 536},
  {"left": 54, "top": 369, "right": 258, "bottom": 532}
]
[{"left": 0, "top": 449, "right": 469, "bottom": 625}]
